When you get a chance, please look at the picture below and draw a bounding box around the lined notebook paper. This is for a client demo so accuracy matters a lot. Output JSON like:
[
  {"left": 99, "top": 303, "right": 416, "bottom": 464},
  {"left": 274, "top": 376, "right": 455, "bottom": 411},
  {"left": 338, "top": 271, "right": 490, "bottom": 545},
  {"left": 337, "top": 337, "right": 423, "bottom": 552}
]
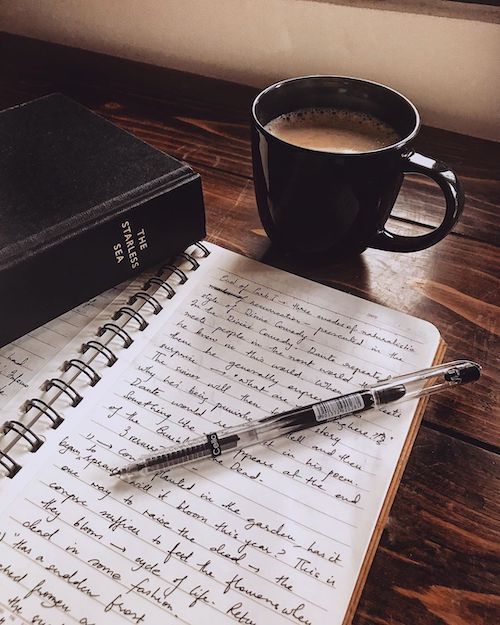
[
  {"left": 0, "top": 281, "right": 132, "bottom": 411},
  {"left": 0, "top": 243, "right": 441, "bottom": 625}
]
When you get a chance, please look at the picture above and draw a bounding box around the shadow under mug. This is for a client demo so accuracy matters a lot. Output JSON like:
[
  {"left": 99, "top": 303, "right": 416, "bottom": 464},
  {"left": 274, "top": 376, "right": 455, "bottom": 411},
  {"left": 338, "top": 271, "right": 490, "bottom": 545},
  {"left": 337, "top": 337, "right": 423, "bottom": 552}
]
[{"left": 251, "top": 76, "right": 464, "bottom": 260}]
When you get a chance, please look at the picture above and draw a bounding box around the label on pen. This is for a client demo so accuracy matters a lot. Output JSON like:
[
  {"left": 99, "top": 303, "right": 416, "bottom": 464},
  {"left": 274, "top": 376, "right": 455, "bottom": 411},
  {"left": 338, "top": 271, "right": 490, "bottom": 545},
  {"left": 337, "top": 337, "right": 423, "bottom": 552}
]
[
  {"left": 206, "top": 432, "right": 222, "bottom": 457},
  {"left": 313, "top": 392, "right": 365, "bottom": 422}
]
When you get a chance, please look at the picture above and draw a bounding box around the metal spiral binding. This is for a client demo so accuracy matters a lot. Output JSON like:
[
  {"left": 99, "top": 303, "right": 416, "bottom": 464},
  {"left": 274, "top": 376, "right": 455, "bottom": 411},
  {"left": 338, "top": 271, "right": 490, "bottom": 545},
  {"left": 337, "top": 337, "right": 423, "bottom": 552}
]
[
  {"left": 194, "top": 242, "right": 210, "bottom": 256},
  {"left": 1, "top": 421, "right": 43, "bottom": 452},
  {"left": 0, "top": 449, "right": 21, "bottom": 479},
  {"left": 24, "top": 398, "right": 64, "bottom": 429},
  {"left": 177, "top": 251, "right": 200, "bottom": 270},
  {"left": 128, "top": 291, "right": 163, "bottom": 314},
  {"left": 63, "top": 359, "right": 101, "bottom": 387},
  {"left": 0, "top": 242, "right": 210, "bottom": 478},
  {"left": 43, "top": 378, "right": 83, "bottom": 407},
  {"left": 159, "top": 265, "right": 188, "bottom": 284},
  {"left": 112, "top": 306, "right": 148, "bottom": 330},
  {"left": 81, "top": 340, "right": 117, "bottom": 367},
  {"left": 144, "top": 276, "right": 175, "bottom": 298},
  {"left": 97, "top": 322, "right": 134, "bottom": 348}
]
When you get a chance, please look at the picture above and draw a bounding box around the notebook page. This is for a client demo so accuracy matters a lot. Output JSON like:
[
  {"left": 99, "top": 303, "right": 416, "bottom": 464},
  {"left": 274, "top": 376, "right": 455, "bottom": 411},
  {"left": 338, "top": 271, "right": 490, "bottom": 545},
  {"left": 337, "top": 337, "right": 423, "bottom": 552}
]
[
  {"left": 0, "top": 281, "right": 132, "bottom": 412},
  {"left": 0, "top": 244, "right": 440, "bottom": 625}
]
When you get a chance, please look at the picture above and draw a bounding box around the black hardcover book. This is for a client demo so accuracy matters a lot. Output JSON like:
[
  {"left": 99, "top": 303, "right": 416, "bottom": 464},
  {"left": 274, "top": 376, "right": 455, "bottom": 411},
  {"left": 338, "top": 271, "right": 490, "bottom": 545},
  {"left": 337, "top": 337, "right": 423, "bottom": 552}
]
[{"left": 0, "top": 94, "right": 206, "bottom": 347}]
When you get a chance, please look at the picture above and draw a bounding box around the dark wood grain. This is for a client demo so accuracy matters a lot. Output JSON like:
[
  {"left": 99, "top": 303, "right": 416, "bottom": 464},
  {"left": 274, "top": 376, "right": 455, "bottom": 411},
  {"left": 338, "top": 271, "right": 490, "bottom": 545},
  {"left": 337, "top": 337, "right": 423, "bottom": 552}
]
[
  {"left": 355, "top": 427, "right": 500, "bottom": 625},
  {"left": 1, "top": 31, "right": 498, "bottom": 625}
]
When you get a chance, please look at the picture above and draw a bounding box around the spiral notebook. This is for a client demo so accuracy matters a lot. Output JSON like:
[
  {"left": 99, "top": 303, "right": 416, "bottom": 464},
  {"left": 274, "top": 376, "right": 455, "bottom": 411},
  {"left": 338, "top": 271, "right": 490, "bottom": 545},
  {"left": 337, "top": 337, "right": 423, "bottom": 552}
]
[{"left": 0, "top": 242, "right": 443, "bottom": 625}]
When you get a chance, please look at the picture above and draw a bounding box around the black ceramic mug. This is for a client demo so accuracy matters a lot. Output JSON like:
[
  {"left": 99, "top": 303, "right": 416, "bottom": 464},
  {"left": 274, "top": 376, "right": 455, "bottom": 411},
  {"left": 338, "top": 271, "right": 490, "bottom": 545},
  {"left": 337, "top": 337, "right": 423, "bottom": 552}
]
[{"left": 251, "top": 76, "right": 463, "bottom": 259}]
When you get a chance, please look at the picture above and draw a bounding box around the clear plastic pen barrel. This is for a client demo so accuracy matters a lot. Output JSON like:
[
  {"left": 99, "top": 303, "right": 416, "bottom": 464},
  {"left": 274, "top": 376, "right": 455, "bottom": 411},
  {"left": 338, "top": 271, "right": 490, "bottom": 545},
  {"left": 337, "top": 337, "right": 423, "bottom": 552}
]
[
  {"left": 119, "top": 417, "right": 304, "bottom": 475},
  {"left": 369, "top": 359, "right": 480, "bottom": 404}
]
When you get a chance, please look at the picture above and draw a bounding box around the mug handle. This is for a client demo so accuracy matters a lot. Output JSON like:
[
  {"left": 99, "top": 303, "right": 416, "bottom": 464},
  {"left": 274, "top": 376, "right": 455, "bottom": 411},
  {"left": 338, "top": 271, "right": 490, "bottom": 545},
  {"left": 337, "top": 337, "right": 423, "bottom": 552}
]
[{"left": 371, "top": 151, "right": 464, "bottom": 252}]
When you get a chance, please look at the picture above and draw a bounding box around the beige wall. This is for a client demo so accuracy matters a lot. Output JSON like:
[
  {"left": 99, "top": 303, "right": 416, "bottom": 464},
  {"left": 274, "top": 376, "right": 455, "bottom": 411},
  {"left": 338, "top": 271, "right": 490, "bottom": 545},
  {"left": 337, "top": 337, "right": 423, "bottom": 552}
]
[{"left": 1, "top": 0, "right": 499, "bottom": 140}]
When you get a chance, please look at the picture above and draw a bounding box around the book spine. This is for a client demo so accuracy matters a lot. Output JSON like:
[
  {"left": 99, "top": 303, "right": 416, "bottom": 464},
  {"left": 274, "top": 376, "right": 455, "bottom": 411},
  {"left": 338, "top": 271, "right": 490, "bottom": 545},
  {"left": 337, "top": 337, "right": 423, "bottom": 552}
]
[
  {"left": 0, "top": 241, "right": 211, "bottom": 478},
  {"left": 0, "top": 173, "right": 205, "bottom": 347}
]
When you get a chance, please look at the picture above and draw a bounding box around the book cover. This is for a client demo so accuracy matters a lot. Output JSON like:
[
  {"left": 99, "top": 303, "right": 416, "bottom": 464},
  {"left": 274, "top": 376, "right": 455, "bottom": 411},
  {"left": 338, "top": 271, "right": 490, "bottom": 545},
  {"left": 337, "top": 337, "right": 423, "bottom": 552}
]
[{"left": 0, "top": 93, "right": 205, "bottom": 347}]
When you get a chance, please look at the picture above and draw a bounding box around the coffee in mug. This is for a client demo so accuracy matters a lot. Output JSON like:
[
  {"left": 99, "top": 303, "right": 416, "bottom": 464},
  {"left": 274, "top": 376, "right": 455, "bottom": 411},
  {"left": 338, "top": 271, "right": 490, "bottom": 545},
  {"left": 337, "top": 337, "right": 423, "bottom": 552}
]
[
  {"left": 251, "top": 76, "right": 464, "bottom": 259},
  {"left": 264, "top": 107, "right": 400, "bottom": 154}
]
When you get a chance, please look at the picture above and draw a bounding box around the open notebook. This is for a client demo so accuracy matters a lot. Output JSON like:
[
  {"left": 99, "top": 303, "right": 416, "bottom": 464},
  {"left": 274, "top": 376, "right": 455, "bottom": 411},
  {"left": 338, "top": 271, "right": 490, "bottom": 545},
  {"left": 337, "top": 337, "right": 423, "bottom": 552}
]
[
  {"left": 0, "top": 242, "right": 443, "bottom": 625},
  {"left": 0, "top": 280, "right": 135, "bottom": 412}
]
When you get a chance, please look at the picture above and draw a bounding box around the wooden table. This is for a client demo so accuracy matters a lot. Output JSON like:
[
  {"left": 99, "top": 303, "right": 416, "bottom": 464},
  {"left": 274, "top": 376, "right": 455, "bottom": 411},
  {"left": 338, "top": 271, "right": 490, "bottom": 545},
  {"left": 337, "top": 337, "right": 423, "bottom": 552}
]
[{"left": 1, "top": 32, "right": 498, "bottom": 625}]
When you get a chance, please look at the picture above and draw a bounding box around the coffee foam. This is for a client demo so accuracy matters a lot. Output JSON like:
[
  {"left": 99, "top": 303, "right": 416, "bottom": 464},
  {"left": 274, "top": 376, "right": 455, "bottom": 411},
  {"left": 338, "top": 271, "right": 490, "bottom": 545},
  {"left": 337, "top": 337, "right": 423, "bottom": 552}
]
[{"left": 265, "top": 107, "right": 400, "bottom": 153}]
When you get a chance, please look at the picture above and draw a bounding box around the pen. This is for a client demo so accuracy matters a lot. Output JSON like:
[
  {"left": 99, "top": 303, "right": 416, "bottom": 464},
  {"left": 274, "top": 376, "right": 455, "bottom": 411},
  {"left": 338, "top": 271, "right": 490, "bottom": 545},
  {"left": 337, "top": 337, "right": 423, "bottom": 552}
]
[{"left": 115, "top": 359, "right": 481, "bottom": 477}]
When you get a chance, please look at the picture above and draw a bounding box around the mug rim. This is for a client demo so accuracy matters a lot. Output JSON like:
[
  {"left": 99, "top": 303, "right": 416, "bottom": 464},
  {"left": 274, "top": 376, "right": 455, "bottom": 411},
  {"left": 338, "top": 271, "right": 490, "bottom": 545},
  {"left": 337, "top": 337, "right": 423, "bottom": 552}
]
[{"left": 252, "top": 75, "right": 421, "bottom": 156}]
